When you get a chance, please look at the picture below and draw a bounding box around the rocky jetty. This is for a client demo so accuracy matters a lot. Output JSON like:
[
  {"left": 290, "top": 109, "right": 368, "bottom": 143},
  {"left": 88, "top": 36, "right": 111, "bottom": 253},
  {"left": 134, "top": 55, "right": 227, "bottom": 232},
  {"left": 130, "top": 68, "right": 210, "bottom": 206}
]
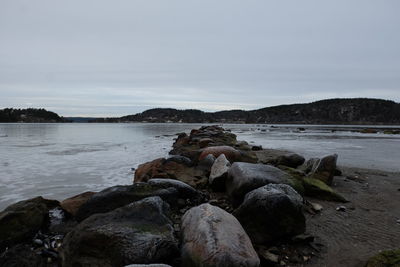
[{"left": 0, "top": 125, "right": 397, "bottom": 266}]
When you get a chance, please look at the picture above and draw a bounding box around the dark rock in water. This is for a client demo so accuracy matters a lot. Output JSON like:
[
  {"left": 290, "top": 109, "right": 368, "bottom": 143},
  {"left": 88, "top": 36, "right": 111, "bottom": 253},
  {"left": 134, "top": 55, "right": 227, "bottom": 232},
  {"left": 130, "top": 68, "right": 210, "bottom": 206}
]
[
  {"left": 276, "top": 153, "right": 305, "bottom": 168},
  {"left": 226, "top": 162, "right": 291, "bottom": 207},
  {"left": 303, "top": 177, "right": 347, "bottom": 202},
  {"left": 181, "top": 203, "right": 260, "bottom": 267},
  {"left": 75, "top": 183, "right": 180, "bottom": 222},
  {"left": 197, "top": 154, "right": 216, "bottom": 171},
  {"left": 198, "top": 145, "right": 242, "bottom": 163},
  {"left": 60, "top": 191, "right": 96, "bottom": 216},
  {"left": 61, "top": 197, "right": 179, "bottom": 267},
  {"left": 365, "top": 249, "right": 400, "bottom": 267},
  {"left": 0, "top": 196, "right": 59, "bottom": 250},
  {"left": 198, "top": 138, "right": 213, "bottom": 148},
  {"left": 308, "top": 154, "right": 338, "bottom": 185},
  {"left": 209, "top": 154, "right": 231, "bottom": 191},
  {"left": 0, "top": 244, "right": 46, "bottom": 267},
  {"left": 233, "top": 184, "right": 305, "bottom": 244},
  {"left": 251, "top": 145, "right": 263, "bottom": 151}
]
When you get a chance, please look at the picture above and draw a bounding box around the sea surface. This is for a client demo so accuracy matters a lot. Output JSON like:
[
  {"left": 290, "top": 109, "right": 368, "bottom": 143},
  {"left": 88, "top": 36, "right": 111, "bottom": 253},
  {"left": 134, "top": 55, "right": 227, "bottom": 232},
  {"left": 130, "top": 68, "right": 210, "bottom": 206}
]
[{"left": 0, "top": 123, "right": 399, "bottom": 209}]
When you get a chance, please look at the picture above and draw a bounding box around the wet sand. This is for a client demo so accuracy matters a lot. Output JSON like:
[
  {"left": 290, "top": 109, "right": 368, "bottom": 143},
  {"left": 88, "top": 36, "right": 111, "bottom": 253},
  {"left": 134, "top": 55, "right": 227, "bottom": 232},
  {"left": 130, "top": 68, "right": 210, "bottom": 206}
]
[{"left": 304, "top": 167, "right": 400, "bottom": 267}]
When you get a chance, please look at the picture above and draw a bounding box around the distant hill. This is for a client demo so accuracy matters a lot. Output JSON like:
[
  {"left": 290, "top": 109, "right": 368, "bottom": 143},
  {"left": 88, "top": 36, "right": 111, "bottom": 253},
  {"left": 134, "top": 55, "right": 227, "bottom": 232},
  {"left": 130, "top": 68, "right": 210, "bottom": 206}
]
[
  {"left": 91, "top": 98, "right": 400, "bottom": 124},
  {"left": 0, "top": 108, "right": 68, "bottom": 123}
]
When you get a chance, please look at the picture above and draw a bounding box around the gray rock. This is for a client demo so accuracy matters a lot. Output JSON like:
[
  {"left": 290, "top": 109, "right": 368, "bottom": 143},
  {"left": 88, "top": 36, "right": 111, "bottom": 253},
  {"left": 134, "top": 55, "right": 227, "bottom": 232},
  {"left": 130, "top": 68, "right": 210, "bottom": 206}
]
[
  {"left": 75, "top": 183, "right": 180, "bottom": 221},
  {"left": 276, "top": 153, "right": 305, "bottom": 168},
  {"left": 197, "top": 154, "right": 216, "bottom": 171},
  {"left": 181, "top": 203, "right": 260, "bottom": 267},
  {"left": 233, "top": 184, "right": 305, "bottom": 244},
  {"left": 165, "top": 155, "right": 192, "bottom": 167},
  {"left": 147, "top": 178, "right": 203, "bottom": 200},
  {"left": 0, "top": 196, "right": 59, "bottom": 250},
  {"left": 209, "top": 154, "right": 231, "bottom": 191},
  {"left": 226, "top": 162, "right": 291, "bottom": 207},
  {"left": 309, "top": 154, "right": 338, "bottom": 185},
  {"left": 61, "top": 197, "right": 179, "bottom": 267}
]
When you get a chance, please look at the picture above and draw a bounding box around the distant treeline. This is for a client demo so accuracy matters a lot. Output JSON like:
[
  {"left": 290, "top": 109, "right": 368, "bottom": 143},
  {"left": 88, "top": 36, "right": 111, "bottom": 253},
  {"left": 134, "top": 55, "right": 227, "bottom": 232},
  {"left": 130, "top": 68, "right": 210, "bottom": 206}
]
[
  {"left": 91, "top": 98, "right": 400, "bottom": 125},
  {"left": 0, "top": 108, "right": 67, "bottom": 123}
]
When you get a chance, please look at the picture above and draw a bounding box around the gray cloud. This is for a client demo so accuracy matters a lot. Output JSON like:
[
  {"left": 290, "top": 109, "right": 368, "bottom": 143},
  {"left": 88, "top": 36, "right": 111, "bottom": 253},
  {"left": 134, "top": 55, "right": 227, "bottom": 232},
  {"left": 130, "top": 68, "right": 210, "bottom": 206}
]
[{"left": 1, "top": 0, "right": 399, "bottom": 116}]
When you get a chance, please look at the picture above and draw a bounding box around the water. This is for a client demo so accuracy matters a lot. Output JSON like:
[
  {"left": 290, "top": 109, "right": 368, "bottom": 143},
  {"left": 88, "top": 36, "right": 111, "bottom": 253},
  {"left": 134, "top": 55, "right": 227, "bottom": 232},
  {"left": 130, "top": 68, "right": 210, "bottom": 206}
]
[{"left": 0, "top": 123, "right": 399, "bottom": 209}]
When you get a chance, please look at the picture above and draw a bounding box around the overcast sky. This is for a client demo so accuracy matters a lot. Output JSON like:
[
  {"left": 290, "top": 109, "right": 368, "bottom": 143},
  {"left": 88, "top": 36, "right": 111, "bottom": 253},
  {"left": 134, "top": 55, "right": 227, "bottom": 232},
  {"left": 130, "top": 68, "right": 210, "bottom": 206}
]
[{"left": 1, "top": 0, "right": 399, "bottom": 116}]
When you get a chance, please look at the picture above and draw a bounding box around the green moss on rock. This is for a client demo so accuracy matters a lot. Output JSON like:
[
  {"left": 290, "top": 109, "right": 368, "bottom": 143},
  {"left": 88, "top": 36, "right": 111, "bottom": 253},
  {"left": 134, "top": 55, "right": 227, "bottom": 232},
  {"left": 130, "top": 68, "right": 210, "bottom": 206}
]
[
  {"left": 303, "top": 177, "right": 347, "bottom": 202},
  {"left": 365, "top": 249, "right": 400, "bottom": 267}
]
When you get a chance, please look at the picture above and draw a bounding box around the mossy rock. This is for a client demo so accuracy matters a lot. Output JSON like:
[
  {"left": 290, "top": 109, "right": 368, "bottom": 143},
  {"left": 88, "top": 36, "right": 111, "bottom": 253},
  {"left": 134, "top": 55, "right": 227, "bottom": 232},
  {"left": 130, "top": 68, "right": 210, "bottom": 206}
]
[
  {"left": 278, "top": 166, "right": 306, "bottom": 196},
  {"left": 303, "top": 177, "right": 347, "bottom": 202},
  {"left": 365, "top": 249, "right": 400, "bottom": 267}
]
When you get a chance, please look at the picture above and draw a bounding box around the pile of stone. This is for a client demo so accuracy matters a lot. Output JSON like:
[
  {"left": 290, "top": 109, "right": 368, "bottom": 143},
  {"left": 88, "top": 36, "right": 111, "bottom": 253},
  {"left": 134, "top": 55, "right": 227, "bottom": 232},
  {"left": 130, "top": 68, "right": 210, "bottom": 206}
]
[{"left": 1, "top": 125, "right": 354, "bottom": 267}]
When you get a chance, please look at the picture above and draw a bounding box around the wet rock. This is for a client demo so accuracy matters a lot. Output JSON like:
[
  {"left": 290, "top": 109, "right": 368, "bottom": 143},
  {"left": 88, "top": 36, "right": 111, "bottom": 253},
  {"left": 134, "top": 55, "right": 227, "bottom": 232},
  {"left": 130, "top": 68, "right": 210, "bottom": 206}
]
[
  {"left": 134, "top": 158, "right": 166, "bottom": 183},
  {"left": 251, "top": 145, "right": 263, "bottom": 151},
  {"left": 303, "top": 177, "right": 347, "bottom": 202},
  {"left": 308, "top": 154, "right": 338, "bottom": 185},
  {"left": 209, "top": 154, "right": 231, "bottom": 191},
  {"left": 165, "top": 155, "right": 192, "bottom": 167},
  {"left": 198, "top": 138, "right": 213, "bottom": 148},
  {"left": 75, "top": 183, "right": 180, "bottom": 221},
  {"left": 61, "top": 197, "right": 179, "bottom": 267},
  {"left": 276, "top": 153, "right": 305, "bottom": 168},
  {"left": 147, "top": 178, "right": 201, "bottom": 199},
  {"left": 226, "top": 162, "right": 291, "bottom": 207},
  {"left": 199, "top": 145, "right": 242, "bottom": 163},
  {"left": 197, "top": 154, "right": 216, "bottom": 171},
  {"left": 60, "top": 191, "right": 96, "bottom": 216},
  {"left": 181, "top": 203, "right": 260, "bottom": 267},
  {"left": 365, "top": 249, "right": 400, "bottom": 267},
  {"left": 0, "top": 196, "right": 59, "bottom": 250},
  {"left": 233, "top": 184, "right": 305, "bottom": 244}
]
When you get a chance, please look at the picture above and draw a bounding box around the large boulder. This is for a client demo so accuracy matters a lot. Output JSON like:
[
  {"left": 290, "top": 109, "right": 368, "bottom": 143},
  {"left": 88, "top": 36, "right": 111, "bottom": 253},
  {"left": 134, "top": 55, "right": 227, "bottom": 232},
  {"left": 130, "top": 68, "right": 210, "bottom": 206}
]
[
  {"left": 60, "top": 191, "right": 96, "bottom": 216},
  {"left": 233, "top": 184, "right": 305, "bottom": 244},
  {"left": 198, "top": 146, "right": 242, "bottom": 163},
  {"left": 75, "top": 183, "right": 180, "bottom": 221},
  {"left": 209, "top": 154, "right": 231, "bottom": 191},
  {"left": 308, "top": 154, "right": 338, "bottom": 185},
  {"left": 303, "top": 177, "right": 347, "bottom": 202},
  {"left": 181, "top": 204, "right": 260, "bottom": 267},
  {"left": 61, "top": 197, "right": 179, "bottom": 267},
  {"left": 226, "top": 162, "right": 291, "bottom": 207},
  {"left": 134, "top": 158, "right": 167, "bottom": 183},
  {"left": 0, "top": 196, "right": 59, "bottom": 250}
]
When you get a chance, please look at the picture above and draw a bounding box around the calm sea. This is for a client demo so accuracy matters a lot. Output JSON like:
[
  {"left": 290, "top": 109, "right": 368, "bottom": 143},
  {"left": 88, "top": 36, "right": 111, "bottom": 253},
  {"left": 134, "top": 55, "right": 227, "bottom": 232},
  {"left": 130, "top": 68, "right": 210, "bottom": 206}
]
[{"left": 0, "top": 123, "right": 399, "bottom": 209}]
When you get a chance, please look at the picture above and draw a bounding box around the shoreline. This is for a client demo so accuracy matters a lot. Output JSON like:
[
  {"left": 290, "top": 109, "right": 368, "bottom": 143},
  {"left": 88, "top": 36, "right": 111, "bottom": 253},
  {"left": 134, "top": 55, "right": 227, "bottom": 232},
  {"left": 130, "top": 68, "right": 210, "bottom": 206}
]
[{"left": 1, "top": 125, "right": 399, "bottom": 266}]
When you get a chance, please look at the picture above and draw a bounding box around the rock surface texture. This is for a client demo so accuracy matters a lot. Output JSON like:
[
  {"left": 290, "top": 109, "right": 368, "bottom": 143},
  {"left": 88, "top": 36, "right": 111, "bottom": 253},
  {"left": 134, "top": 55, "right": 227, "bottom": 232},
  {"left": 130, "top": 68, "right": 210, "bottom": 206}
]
[
  {"left": 61, "top": 197, "right": 179, "bottom": 267},
  {"left": 226, "top": 162, "right": 291, "bottom": 207},
  {"left": 181, "top": 203, "right": 260, "bottom": 267},
  {"left": 234, "top": 184, "right": 306, "bottom": 244},
  {"left": 209, "top": 154, "right": 231, "bottom": 191}
]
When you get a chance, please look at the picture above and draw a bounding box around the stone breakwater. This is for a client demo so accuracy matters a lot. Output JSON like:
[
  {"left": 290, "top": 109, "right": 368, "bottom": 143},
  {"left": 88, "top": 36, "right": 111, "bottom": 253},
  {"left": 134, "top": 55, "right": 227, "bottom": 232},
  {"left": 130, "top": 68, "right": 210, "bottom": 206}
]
[{"left": 0, "top": 125, "right": 398, "bottom": 267}]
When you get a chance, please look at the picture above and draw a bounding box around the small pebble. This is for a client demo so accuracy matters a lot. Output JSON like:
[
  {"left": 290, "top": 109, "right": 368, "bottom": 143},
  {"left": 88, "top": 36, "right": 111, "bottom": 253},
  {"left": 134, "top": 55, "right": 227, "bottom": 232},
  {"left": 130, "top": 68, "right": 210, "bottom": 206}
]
[
  {"left": 336, "top": 206, "right": 346, "bottom": 212},
  {"left": 33, "top": 239, "right": 43, "bottom": 246},
  {"left": 396, "top": 219, "right": 400, "bottom": 224}
]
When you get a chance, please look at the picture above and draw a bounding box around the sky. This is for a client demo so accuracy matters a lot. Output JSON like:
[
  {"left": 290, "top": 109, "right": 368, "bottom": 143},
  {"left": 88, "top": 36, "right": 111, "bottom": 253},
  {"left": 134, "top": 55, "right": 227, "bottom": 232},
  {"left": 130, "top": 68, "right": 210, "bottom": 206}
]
[{"left": 0, "top": 0, "right": 400, "bottom": 117}]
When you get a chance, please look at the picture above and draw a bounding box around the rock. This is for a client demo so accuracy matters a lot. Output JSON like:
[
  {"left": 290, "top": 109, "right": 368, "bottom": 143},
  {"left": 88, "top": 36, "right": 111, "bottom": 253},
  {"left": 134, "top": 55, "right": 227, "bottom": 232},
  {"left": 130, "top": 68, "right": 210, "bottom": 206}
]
[
  {"left": 75, "top": 183, "right": 180, "bottom": 221},
  {"left": 303, "top": 177, "right": 348, "bottom": 202},
  {"left": 336, "top": 205, "right": 346, "bottom": 212},
  {"left": 0, "top": 244, "right": 46, "bottom": 267},
  {"left": 165, "top": 155, "right": 192, "bottom": 167},
  {"left": 61, "top": 197, "right": 179, "bottom": 267},
  {"left": 309, "top": 201, "right": 323, "bottom": 212},
  {"left": 135, "top": 158, "right": 166, "bottom": 182},
  {"left": 308, "top": 154, "right": 338, "bottom": 185},
  {"left": 226, "top": 162, "right": 291, "bottom": 207},
  {"left": 360, "top": 128, "right": 378, "bottom": 134},
  {"left": 60, "top": 191, "right": 96, "bottom": 216},
  {"left": 209, "top": 154, "right": 231, "bottom": 191},
  {"left": 276, "top": 153, "right": 305, "bottom": 168},
  {"left": 181, "top": 203, "right": 260, "bottom": 267},
  {"left": 233, "top": 184, "right": 305, "bottom": 244},
  {"left": 365, "top": 249, "right": 400, "bottom": 267},
  {"left": 198, "top": 145, "right": 242, "bottom": 163},
  {"left": 251, "top": 145, "right": 263, "bottom": 151},
  {"left": 0, "top": 196, "right": 59, "bottom": 250},
  {"left": 197, "top": 154, "right": 216, "bottom": 171},
  {"left": 198, "top": 138, "right": 213, "bottom": 148},
  {"left": 147, "top": 178, "right": 202, "bottom": 200}
]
